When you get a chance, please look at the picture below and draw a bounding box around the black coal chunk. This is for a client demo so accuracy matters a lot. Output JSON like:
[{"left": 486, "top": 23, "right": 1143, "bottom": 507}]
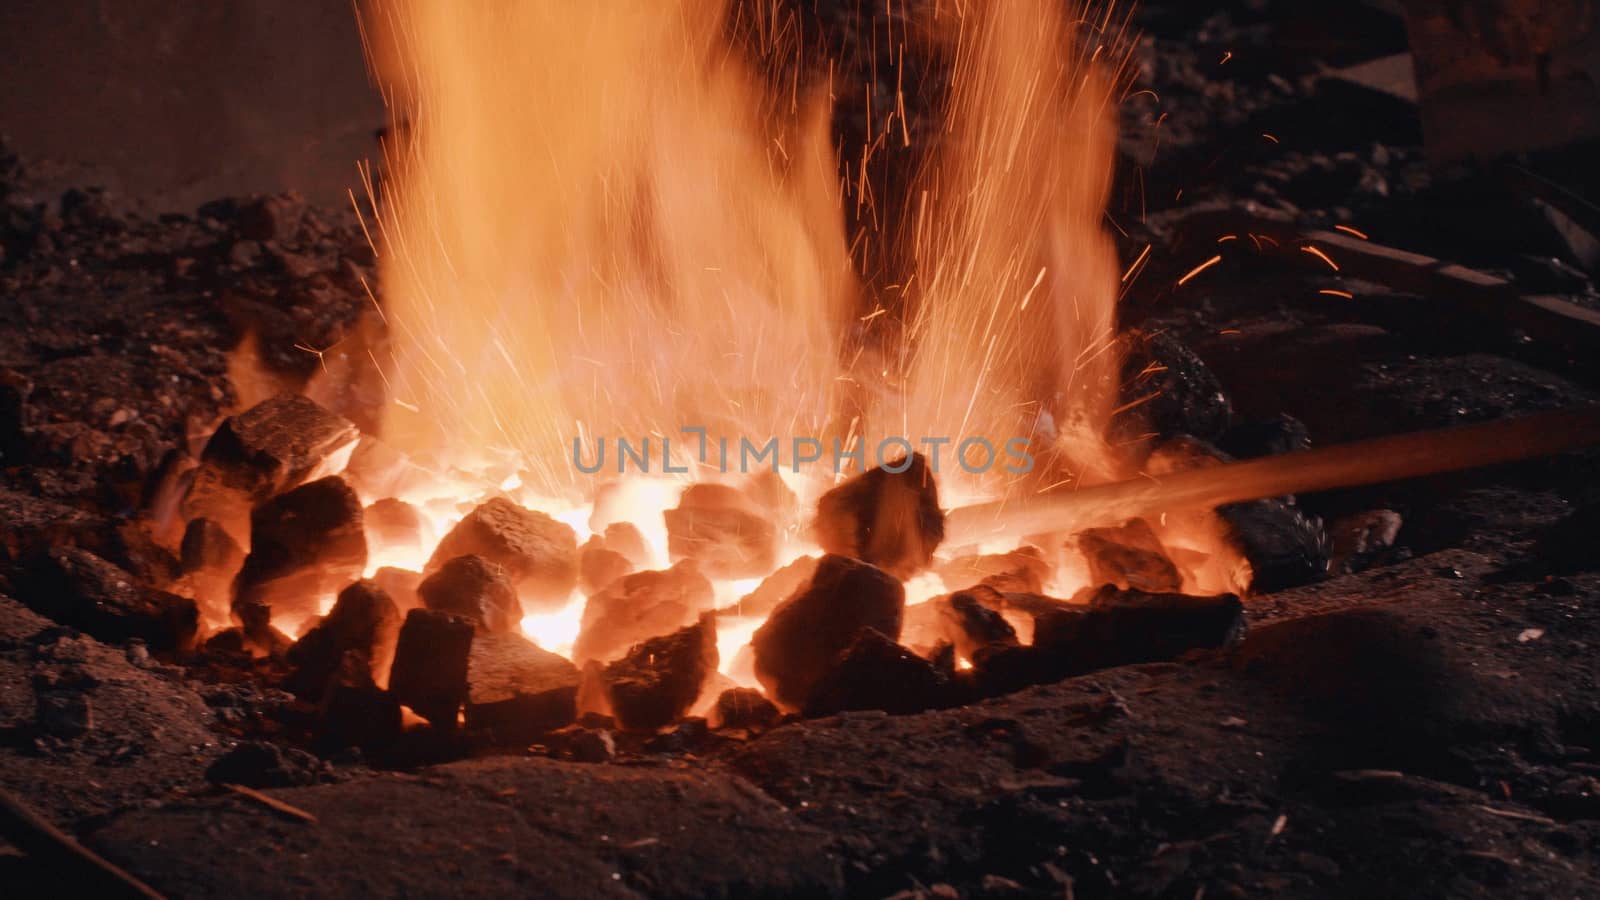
[
  {"left": 388, "top": 608, "right": 474, "bottom": 727},
  {"left": 1217, "top": 498, "right": 1330, "bottom": 592},
  {"left": 812, "top": 453, "right": 945, "bottom": 580},
  {"left": 233, "top": 475, "right": 367, "bottom": 630},
  {"left": 663, "top": 483, "right": 777, "bottom": 579},
  {"left": 181, "top": 394, "right": 359, "bottom": 541},
  {"left": 364, "top": 498, "right": 428, "bottom": 555},
  {"left": 180, "top": 517, "right": 244, "bottom": 575},
  {"left": 935, "top": 546, "right": 1051, "bottom": 593},
  {"left": 1111, "top": 329, "right": 1232, "bottom": 444},
  {"left": 1220, "top": 413, "right": 1311, "bottom": 459},
  {"left": 317, "top": 650, "right": 403, "bottom": 753},
  {"left": 1070, "top": 518, "right": 1182, "bottom": 593},
  {"left": 721, "top": 555, "right": 818, "bottom": 618},
  {"left": 974, "top": 587, "right": 1244, "bottom": 696},
  {"left": 205, "top": 740, "right": 327, "bottom": 788},
  {"left": 285, "top": 579, "right": 401, "bottom": 701},
  {"left": 751, "top": 554, "right": 905, "bottom": 710},
  {"left": 710, "top": 687, "right": 780, "bottom": 730},
  {"left": 805, "top": 628, "right": 959, "bottom": 717},
  {"left": 426, "top": 497, "right": 578, "bottom": 610},
  {"left": 939, "top": 589, "right": 1021, "bottom": 659},
  {"left": 602, "top": 615, "right": 718, "bottom": 732},
  {"left": 21, "top": 548, "right": 198, "bottom": 653},
  {"left": 417, "top": 554, "right": 521, "bottom": 634},
  {"left": 466, "top": 631, "right": 580, "bottom": 743},
  {"left": 573, "top": 560, "right": 714, "bottom": 664}
]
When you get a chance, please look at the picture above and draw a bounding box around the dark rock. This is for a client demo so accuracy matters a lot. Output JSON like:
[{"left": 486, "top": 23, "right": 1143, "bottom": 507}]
[
  {"left": 206, "top": 740, "right": 327, "bottom": 788},
  {"left": 180, "top": 517, "right": 243, "bottom": 575},
  {"left": 0, "top": 486, "right": 105, "bottom": 570},
  {"left": 579, "top": 538, "right": 633, "bottom": 595},
  {"left": 372, "top": 566, "right": 422, "bottom": 611},
  {"left": 938, "top": 589, "right": 1021, "bottom": 659},
  {"left": 1218, "top": 499, "right": 1330, "bottom": 592},
  {"left": 364, "top": 498, "right": 427, "bottom": 555},
  {"left": 426, "top": 497, "right": 578, "bottom": 610},
  {"left": 603, "top": 615, "right": 718, "bottom": 732},
  {"left": 643, "top": 717, "right": 711, "bottom": 754},
  {"left": 573, "top": 560, "right": 714, "bottom": 665},
  {"left": 566, "top": 727, "right": 616, "bottom": 763},
  {"left": 235, "top": 192, "right": 306, "bottom": 243},
  {"left": 1070, "top": 518, "right": 1183, "bottom": 593},
  {"left": 181, "top": 394, "right": 359, "bottom": 542},
  {"left": 21, "top": 548, "right": 199, "bottom": 653},
  {"left": 936, "top": 546, "right": 1051, "bottom": 593},
  {"left": 812, "top": 453, "right": 945, "bottom": 579},
  {"left": 1112, "top": 329, "right": 1232, "bottom": 444},
  {"left": 1220, "top": 414, "right": 1311, "bottom": 459},
  {"left": 285, "top": 579, "right": 401, "bottom": 700},
  {"left": 709, "top": 687, "right": 780, "bottom": 730},
  {"left": 751, "top": 554, "right": 905, "bottom": 710},
  {"left": 417, "top": 555, "right": 521, "bottom": 634},
  {"left": 663, "top": 483, "right": 777, "bottom": 579},
  {"left": 1074, "top": 585, "right": 1247, "bottom": 666},
  {"left": 975, "top": 588, "right": 1245, "bottom": 696},
  {"left": 1330, "top": 509, "right": 1404, "bottom": 573},
  {"left": 317, "top": 650, "right": 402, "bottom": 752},
  {"left": 1144, "top": 434, "right": 1231, "bottom": 475},
  {"left": 722, "top": 555, "right": 818, "bottom": 618},
  {"left": 388, "top": 608, "right": 474, "bottom": 727},
  {"left": 233, "top": 475, "right": 367, "bottom": 630},
  {"left": 805, "top": 628, "right": 958, "bottom": 717},
  {"left": 466, "top": 631, "right": 580, "bottom": 743}
]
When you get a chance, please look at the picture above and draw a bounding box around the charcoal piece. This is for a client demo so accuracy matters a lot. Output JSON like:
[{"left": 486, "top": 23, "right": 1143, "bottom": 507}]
[
  {"left": 1218, "top": 499, "right": 1330, "bottom": 592},
  {"left": 235, "top": 192, "right": 306, "bottom": 242},
  {"left": 1071, "top": 518, "right": 1182, "bottom": 593},
  {"left": 1144, "top": 435, "right": 1231, "bottom": 475},
  {"left": 1220, "top": 414, "right": 1311, "bottom": 460},
  {"left": 751, "top": 554, "right": 905, "bottom": 710},
  {"left": 1111, "top": 329, "right": 1232, "bottom": 443},
  {"left": 936, "top": 546, "right": 1051, "bottom": 593},
  {"left": 233, "top": 476, "right": 367, "bottom": 627},
  {"left": 709, "top": 687, "right": 780, "bottom": 730},
  {"left": 975, "top": 589, "right": 1244, "bottom": 697},
  {"left": 180, "top": 517, "right": 243, "bottom": 575},
  {"left": 317, "top": 650, "right": 402, "bottom": 752},
  {"left": 572, "top": 560, "right": 714, "bottom": 664},
  {"left": 579, "top": 538, "right": 633, "bottom": 595},
  {"left": 372, "top": 566, "right": 422, "bottom": 611},
  {"left": 812, "top": 453, "right": 945, "bottom": 580},
  {"left": 599, "top": 522, "right": 651, "bottom": 567},
  {"left": 1329, "top": 509, "right": 1404, "bottom": 573},
  {"left": 426, "top": 497, "right": 578, "bottom": 610},
  {"left": 663, "top": 483, "right": 777, "bottom": 579},
  {"left": 285, "top": 579, "right": 401, "bottom": 700},
  {"left": 181, "top": 394, "right": 359, "bottom": 541},
  {"left": 466, "top": 631, "right": 580, "bottom": 743},
  {"left": 1077, "top": 585, "right": 1247, "bottom": 666},
  {"left": 343, "top": 436, "right": 421, "bottom": 501},
  {"left": 388, "top": 608, "right": 474, "bottom": 727},
  {"left": 602, "top": 615, "right": 718, "bottom": 732},
  {"left": 643, "top": 717, "right": 711, "bottom": 754},
  {"left": 804, "top": 628, "right": 958, "bottom": 717},
  {"left": 565, "top": 727, "right": 617, "bottom": 763},
  {"left": 364, "top": 498, "right": 427, "bottom": 554},
  {"left": 21, "top": 548, "right": 199, "bottom": 653},
  {"left": 939, "top": 589, "right": 1021, "bottom": 659},
  {"left": 417, "top": 555, "right": 521, "bottom": 634},
  {"left": 721, "top": 555, "right": 818, "bottom": 618}
]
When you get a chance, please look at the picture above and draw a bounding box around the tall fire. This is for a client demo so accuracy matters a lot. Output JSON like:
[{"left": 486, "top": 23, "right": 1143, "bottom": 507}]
[{"left": 6, "top": 0, "right": 1600, "bottom": 896}]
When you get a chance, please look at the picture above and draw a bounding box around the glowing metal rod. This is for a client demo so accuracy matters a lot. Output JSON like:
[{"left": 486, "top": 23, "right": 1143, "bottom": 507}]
[{"left": 947, "top": 407, "right": 1600, "bottom": 545}]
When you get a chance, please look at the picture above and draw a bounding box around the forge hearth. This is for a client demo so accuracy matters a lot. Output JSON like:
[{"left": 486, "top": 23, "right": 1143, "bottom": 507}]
[{"left": 4, "top": 1, "right": 1600, "bottom": 898}]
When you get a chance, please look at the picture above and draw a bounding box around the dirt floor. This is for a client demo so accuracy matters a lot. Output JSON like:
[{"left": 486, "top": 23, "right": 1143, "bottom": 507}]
[{"left": 2, "top": 1, "right": 1600, "bottom": 898}]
